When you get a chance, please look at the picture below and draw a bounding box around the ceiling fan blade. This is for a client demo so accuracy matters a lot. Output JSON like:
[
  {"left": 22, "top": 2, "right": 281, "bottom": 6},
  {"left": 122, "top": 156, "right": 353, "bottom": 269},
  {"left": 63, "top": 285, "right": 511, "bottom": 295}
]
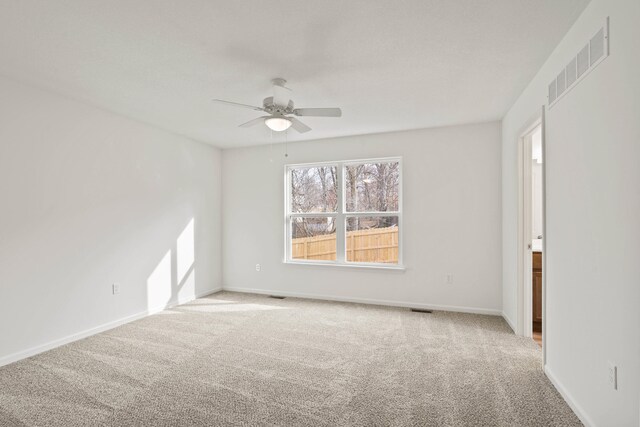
[
  {"left": 239, "top": 116, "right": 268, "bottom": 128},
  {"left": 213, "top": 99, "right": 265, "bottom": 112},
  {"left": 293, "top": 108, "right": 342, "bottom": 117},
  {"left": 273, "top": 84, "right": 291, "bottom": 109},
  {"left": 289, "top": 117, "right": 312, "bottom": 133}
]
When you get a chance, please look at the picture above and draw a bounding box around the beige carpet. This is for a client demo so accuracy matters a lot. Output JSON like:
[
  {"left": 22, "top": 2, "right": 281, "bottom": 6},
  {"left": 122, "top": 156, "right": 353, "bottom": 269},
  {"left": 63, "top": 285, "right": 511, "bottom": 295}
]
[{"left": 0, "top": 291, "right": 581, "bottom": 426}]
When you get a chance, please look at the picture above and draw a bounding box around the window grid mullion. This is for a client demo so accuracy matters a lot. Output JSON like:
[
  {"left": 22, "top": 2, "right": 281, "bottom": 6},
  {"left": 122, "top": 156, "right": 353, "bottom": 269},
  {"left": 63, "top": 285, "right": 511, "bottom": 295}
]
[
  {"left": 344, "top": 212, "right": 400, "bottom": 217},
  {"left": 336, "top": 164, "right": 345, "bottom": 262},
  {"left": 289, "top": 212, "right": 337, "bottom": 218}
]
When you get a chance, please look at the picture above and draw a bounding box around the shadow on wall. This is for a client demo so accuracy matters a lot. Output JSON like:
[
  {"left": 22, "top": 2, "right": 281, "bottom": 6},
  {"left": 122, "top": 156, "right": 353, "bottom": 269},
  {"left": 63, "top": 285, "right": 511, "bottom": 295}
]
[{"left": 146, "top": 218, "right": 196, "bottom": 313}]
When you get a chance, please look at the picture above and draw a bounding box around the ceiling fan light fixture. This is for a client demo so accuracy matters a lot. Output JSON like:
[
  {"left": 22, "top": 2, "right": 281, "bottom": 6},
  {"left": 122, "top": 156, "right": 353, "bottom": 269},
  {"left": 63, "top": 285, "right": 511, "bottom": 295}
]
[
  {"left": 265, "top": 116, "right": 292, "bottom": 132},
  {"left": 213, "top": 79, "right": 341, "bottom": 134}
]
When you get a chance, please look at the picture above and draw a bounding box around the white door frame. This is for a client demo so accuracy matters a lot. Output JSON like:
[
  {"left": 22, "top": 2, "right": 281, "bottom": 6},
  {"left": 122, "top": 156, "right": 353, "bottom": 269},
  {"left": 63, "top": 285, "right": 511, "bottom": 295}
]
[
  {"left": 516, "top": 107, "right": 546, "bottom": 363},
  {"left": 540, "top": 107, "right": 547, "bottom": 365},
  {"left": 517, "top": 119, "right": 539, "bottom": 338},
  {"left": 516, "top": 105, "right": 548, "bottom": 366}
]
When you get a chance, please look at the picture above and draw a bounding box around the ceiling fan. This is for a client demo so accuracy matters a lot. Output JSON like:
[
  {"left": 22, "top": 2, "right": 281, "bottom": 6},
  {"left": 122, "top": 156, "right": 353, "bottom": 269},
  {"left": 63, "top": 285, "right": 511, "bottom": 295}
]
[{"left": 212, "top": 78, "right": 342, "bottom": 133}]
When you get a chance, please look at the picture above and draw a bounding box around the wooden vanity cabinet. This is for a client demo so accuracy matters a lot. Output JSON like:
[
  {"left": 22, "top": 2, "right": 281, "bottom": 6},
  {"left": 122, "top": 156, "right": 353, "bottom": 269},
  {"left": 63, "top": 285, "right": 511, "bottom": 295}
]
[{"left": 532, "top": 251, "right": 542, "bottom": 332}]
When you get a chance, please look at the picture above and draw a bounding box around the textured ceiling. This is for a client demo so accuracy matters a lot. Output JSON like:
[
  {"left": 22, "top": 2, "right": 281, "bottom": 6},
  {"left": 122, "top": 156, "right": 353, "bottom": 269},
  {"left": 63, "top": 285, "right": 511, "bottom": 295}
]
[{"left": 0, "top": 0, "right": 589, "bottom": 148}]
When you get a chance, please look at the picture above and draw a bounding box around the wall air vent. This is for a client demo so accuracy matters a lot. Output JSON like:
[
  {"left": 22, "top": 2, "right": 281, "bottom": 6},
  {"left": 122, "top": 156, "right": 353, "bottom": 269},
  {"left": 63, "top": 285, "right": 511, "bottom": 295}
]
[
  {"left": 576, "top": 44, "right": 590, "bottom": 79},
  {"left": 556, "top": 69, "right": 567, "bottom": 97},
  {"left": 566, "top": 57, "right": 577, "bottom": 87},
  {"left": 589, "top": 28, "right": 605, "bottom": 66},
  {"left": 548, "top": 17, "right": 609, "bottom": 108},
  {"left": 548, "top": 81, "right": 556, "bottom": 103}
]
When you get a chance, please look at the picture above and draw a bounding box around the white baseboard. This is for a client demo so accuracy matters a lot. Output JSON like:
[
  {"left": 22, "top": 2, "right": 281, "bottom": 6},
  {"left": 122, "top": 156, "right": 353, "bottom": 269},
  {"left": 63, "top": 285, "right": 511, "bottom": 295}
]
[
  {"left": 0, "top": 286, "right": 223, "bottom": 368},
  {"left": 222, "top": 286, "right": 502, "bottom": 316},
  {"left": 502, "top": 311, "right": 517, "bottom": 333},
  {"left": 544, "top": 365, "right": 595, "bottom": 427}
]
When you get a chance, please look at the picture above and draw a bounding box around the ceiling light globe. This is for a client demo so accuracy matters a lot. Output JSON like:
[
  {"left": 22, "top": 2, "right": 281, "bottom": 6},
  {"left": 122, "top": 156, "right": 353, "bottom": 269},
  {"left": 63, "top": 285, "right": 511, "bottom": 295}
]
[{"left": 265, "top": 117, "right": 292, "bottom": 132}]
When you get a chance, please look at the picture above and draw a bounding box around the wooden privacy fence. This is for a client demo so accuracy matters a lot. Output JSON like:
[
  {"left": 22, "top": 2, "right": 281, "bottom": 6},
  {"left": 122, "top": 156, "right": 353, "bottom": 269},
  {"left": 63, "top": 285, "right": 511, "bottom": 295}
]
[{"left": 292, "top": 226, "right": 398, "bottom": 263}]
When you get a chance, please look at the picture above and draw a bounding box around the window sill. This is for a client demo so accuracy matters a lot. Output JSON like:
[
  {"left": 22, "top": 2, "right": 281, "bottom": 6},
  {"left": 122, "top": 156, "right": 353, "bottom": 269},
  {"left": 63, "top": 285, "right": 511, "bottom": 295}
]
[{"left": 283, "top": 260, "right": 406, "bottom": 271}]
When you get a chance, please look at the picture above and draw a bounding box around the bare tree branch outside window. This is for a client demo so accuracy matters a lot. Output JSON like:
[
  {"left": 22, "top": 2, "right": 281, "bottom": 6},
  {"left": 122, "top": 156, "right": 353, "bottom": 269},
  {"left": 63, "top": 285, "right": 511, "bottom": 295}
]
[
  {"left": 291, "top": 166, "right": 337, "bottom": 238},
  {"left": 345, "top": 162, "right": 399, "bottom": 229}
]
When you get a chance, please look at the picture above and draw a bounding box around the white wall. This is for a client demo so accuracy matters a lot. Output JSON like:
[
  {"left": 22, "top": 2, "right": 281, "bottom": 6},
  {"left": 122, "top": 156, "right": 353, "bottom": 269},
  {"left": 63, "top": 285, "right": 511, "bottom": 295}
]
[
  {"left": 0, "top": 76, "right": 222, "bottom": 365},
  {"left": 501, "top": 0, "right": 640, "bottom": 425},
  {"left": 222, "top": 122, "right": 502, "bottom": 314}
]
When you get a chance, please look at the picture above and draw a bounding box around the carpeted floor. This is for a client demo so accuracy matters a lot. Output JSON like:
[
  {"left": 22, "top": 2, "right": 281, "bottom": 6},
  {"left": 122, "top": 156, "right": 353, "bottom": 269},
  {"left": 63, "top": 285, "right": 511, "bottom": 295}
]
[{"left": 0, "top": 291, "right": 581, "bottom": 426}]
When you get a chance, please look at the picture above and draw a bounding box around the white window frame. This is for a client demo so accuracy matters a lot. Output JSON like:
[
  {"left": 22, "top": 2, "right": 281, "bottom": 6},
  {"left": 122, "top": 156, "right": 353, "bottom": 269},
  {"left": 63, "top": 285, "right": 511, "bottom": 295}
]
[{"left": 284, "top": 157, "right": 403, "bottom": 270}]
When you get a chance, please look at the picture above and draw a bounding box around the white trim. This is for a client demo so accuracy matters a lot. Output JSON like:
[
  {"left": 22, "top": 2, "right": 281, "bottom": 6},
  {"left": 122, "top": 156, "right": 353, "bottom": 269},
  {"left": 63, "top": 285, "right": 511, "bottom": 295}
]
[
  {"left": 283, "top": 260, "right": 406, "bottom": 270},
  {"left": 502, "top": 312, "right": 517, "bottom": 333},
  {"left": 222, "top": 286, "right": 502, "bottom": 316},
  {"left": 0, "top": 287, "right": 223, "bottom": 368},
  {"left": 337, "top": 162, "right": 345, "bottom": 263},
  {"left": 544, "top": 365, "right": 595, "bottom": 427},
  {"left": 540, "top": 106, "right": 547, "bottom": 366},
  {"left": 517, "top": 117, "right": 543, "bottom": 338},
  {"left": 286, "top": 156, "right": 402, "bottom": 169},
  {"left": 522, "top": 127, "right": 534, "bottom": 338}
]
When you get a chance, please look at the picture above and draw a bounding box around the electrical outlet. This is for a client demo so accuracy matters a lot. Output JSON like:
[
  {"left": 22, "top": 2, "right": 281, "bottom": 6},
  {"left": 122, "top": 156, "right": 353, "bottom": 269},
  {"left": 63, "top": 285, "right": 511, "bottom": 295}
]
[
  {"left": 112, "top": 283, "right": 121, "bottom": 295},
  {"left": 446, "top": 274, "right": 453, "bottom": 284},
  {"left": 255, "top": 264, "right": 261, "bottom": 272},
  {"left": 608, "top": 362, "right": 618, "bottom": 390}
]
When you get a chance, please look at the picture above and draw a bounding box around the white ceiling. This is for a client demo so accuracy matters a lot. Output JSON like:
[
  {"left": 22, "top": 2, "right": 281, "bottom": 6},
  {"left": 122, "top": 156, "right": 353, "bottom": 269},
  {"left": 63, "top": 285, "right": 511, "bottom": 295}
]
[{"left": 0, "top": 0, "right": 589, "bottom": 148}]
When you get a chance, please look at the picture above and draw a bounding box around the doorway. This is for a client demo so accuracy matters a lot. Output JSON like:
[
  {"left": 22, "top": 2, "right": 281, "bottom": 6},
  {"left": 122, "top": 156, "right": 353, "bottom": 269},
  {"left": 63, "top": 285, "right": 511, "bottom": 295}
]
[
  {"left": 518, "top": 116, "right": 545, "bottom": 351},
  {"left": 529, "top": 124, "right": 543, "bottom": 346}
]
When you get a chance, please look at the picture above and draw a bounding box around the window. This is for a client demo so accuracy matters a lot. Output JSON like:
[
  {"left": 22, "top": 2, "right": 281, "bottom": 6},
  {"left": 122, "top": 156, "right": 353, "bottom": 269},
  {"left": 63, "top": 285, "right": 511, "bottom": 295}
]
[{"left": 285, "top": 158, "right": 402, "bottom": 267}]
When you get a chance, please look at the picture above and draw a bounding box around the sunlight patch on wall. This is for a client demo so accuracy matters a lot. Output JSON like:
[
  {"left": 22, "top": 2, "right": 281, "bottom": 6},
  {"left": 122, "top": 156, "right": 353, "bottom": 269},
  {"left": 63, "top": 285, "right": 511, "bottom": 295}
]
[
  {"left": 177, "top": 218, "right": 195, "bottom": 284},
  {"left": 147, "top": 250, "right": 172, "bottom": 313},
  {"left": 177, "top": 266, "right": 195, "bottom": 303}
]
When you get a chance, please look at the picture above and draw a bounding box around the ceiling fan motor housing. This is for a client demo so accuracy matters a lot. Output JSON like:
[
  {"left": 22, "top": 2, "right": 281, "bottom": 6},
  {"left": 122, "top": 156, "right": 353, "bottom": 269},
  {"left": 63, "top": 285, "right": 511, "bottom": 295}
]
[{"left": 263, "top": 97, "right": 294, "bottom": 115}]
